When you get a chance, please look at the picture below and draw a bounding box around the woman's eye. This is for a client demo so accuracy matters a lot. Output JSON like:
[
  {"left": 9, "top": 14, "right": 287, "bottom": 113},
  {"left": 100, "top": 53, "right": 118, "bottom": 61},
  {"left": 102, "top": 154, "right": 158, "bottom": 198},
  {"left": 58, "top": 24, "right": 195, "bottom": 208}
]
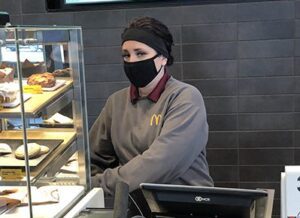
[
  {"left": 122, "top": 54, "right": 130, "bottom": 60},
  {"left": 136, "top": 51, "right": 146, "bottom": 57}
]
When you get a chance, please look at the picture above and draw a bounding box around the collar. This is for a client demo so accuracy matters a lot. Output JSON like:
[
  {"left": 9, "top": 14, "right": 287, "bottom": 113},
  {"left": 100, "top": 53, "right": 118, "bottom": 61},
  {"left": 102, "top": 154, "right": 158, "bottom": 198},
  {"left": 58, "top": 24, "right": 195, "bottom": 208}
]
[{"left": 130, "top": 72, "right": 171, "bottom": 104}]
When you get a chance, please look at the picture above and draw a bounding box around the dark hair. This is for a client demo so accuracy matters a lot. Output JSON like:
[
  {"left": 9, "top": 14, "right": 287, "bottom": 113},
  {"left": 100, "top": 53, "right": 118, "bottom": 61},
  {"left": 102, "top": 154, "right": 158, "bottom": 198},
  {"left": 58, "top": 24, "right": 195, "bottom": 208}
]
[{"left": 122, "top": 17, "right": 174, "bottom": 66}]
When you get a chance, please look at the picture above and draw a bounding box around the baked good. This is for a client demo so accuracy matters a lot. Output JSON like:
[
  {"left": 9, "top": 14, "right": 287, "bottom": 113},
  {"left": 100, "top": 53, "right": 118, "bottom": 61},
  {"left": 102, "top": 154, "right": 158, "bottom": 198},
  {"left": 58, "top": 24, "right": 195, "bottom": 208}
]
[
  {"left": 0, "top": 67, "right": 14, "bottom": 83},
  {"left": 22, "top": 59, "right": 46, "bottom": 77},
  {"left": 22, "top": 59, "right": 34, "bottom": 69},
  {"left": 0, "top": 189, "right": 17, "bottom": 195},
  {"left": 52, "top": 68, "right": 72, "bottom": 77},
  {"left": 39, "top": 145, "right": 49, "bottom": 155},
  {"left": 0, "top": 143, "right": 12, "bottom": 155},
  {"left": 0, "top": 83, "right": 19, "bottom": 104},
  {"left": 27, "top": 72, "right": 56, "bottom": 88},
  {"left": 0, "top": 197, "right": 21, "bottom": 209},
  {"left": 15, "top": 143, "right": 41, "bottom": 159},
  {"left": 14, "top": 143, "right": 50, "bottom": 159}
]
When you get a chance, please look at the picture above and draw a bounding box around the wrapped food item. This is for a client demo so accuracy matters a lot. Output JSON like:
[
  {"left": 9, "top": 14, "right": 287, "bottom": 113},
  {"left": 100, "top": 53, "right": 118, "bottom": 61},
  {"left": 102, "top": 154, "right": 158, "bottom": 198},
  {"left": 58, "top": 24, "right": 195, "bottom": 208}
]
[{"left": 27, "top": 72, "right": 56, "bottom": 88}]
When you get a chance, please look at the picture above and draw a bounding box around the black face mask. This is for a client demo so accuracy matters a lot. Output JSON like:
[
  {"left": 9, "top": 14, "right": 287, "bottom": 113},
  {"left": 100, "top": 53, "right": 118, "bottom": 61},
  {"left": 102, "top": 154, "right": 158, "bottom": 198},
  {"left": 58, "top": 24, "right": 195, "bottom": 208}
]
[{"left": 123, "top": 54, "right": 163, "bottom": 88}]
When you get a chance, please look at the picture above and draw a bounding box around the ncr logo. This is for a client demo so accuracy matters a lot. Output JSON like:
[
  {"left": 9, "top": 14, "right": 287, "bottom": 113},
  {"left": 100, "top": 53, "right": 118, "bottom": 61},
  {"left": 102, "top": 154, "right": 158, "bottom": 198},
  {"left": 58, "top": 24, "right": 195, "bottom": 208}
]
[{"left": 195, "top": 196, "right": 210, "bottom": 202}]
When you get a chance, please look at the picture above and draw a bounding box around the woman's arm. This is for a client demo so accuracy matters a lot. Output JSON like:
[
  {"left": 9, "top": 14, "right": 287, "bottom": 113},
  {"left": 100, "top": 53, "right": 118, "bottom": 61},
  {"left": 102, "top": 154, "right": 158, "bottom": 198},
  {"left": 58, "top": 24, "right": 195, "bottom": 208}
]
[{"left": 89, "top": 98, "right": 119, "bottom": 183}]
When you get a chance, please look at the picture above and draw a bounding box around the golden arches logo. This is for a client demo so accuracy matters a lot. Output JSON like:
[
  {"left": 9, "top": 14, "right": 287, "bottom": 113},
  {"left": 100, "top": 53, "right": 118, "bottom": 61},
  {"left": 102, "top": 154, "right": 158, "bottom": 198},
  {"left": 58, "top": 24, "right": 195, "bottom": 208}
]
[{"left": 150, "top": 114, "right": 162, "bottom": 126}]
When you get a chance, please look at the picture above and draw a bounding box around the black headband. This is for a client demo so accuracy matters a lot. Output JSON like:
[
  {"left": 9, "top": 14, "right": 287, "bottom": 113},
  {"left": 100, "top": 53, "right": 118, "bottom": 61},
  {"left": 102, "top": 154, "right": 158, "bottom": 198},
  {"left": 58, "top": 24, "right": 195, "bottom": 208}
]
[{"left": 121, "top": 28, "right": 169, "bottom": 58}]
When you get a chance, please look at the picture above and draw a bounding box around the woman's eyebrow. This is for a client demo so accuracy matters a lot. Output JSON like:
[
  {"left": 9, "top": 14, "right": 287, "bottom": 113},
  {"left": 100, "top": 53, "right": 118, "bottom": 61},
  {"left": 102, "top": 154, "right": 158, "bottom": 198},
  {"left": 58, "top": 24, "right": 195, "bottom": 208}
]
[
  {"left": 133, "top": 48, "right": 145, "bottom": 52},
  {"left": 122, "top": 48, "right": 145, "bottom": 53}
]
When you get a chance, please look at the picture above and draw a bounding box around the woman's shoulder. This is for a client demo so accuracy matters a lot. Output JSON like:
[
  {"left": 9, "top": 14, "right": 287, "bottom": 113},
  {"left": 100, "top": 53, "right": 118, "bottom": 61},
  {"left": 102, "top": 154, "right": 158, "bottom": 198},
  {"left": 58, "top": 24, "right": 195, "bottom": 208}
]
[
  {"left": 106, "top": 87, "right": 130, "bottom": 105},
  {"left": 166, "top": 77, "right": 203, "bottom": 101}
]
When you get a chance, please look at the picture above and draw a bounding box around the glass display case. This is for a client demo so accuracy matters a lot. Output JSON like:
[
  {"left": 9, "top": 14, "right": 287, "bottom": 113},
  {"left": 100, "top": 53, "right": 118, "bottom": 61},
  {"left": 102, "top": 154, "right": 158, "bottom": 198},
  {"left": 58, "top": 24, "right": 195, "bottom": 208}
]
[{"left": 0, "top": 25, "right": 91, "bottom": 217}]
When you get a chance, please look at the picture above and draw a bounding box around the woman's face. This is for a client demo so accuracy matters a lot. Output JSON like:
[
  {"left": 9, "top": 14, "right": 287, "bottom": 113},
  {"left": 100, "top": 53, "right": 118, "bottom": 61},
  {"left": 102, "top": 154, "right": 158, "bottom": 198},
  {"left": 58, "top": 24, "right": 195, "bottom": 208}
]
[{"left": 122, "top": 40, "right": 167, "bottom": 70}]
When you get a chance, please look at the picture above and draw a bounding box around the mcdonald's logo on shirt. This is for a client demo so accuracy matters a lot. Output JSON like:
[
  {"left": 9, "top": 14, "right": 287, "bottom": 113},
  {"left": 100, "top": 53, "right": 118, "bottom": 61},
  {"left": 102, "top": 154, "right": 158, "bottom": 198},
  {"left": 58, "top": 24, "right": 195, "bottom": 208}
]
[{"left": 150, "top": 114, "right": 162, "bottom": 126}]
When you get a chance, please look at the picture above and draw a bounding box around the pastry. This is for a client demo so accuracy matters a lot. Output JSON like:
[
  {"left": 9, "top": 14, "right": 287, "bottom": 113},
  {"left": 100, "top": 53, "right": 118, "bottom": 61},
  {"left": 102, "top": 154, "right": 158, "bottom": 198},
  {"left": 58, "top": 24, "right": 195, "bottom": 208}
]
[
  {"left": 52, "top": 68, "right": 72, "bottom": 77},
  {"left": 0, "top": 197, "right": 21, "bottom": 209},
  {"left": 0, "top": 189, "right": 18, "bottom": 195},
  {"left": 0, "top": 67, "right": 14, "bottom": 83},
  {"left": 0, "top": 83, "right": 19, "bottom": 104},
  {"left": 22, "top": 59, "right": 34, "bottom": 69},
  {"left": 39, "top": 145, "right": 49, "bottom": 155},
  {"left": 27, "top": 72, "right": 56, "bottom": 88},
  {"left": 0, "top": 143, "right": 12, "bottom": 155},
  {"left": 22, "top": 59, "right": 46, "bottom": 77},
  {"left": 15, "top": 143, "right": 41, "bottom": 159}
]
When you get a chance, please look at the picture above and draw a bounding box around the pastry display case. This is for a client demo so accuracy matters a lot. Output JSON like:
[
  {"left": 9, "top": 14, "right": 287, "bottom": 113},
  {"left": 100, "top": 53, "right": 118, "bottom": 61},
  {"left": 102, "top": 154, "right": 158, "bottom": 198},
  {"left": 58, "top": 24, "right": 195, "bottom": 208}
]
[{"left": 0, "top": 25, "right": 92, "bottom": 217}]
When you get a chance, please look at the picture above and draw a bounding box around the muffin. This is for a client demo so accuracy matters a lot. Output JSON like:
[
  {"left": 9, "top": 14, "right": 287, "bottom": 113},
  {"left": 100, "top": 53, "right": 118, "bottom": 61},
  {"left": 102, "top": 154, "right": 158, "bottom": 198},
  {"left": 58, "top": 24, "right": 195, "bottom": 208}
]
[{"left": 22, "top": 59, "right": 46, "bottom": 77}]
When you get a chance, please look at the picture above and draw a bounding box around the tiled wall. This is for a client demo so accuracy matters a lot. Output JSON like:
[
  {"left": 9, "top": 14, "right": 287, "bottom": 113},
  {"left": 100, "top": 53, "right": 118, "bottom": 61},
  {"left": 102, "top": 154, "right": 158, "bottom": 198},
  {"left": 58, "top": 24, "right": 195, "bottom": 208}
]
[{"left": 1, "top": 0, "right": 300, "bottom": 216}]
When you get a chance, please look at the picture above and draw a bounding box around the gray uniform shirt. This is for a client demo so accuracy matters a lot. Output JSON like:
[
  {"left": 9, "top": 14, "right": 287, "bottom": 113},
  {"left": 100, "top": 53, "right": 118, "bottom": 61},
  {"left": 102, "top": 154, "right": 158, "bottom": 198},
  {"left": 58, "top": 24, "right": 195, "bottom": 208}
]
[{"left": 90, "top": 76, "right": 213, "bottom": 195}]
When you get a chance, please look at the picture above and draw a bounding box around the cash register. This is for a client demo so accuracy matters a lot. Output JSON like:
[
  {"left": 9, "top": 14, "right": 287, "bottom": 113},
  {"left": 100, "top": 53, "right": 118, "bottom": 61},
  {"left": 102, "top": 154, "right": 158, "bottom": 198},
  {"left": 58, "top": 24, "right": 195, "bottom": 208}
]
[
  {"left": 140, "top": 183, "right": 273, "bottom": 218},
  {"left": 73, "top": 182, "right": 273, "bottom": 218}
]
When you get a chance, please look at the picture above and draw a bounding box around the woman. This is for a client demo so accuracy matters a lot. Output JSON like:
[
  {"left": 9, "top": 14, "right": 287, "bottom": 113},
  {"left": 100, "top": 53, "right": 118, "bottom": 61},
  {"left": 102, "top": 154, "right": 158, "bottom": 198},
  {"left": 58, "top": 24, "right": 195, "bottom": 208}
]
[{"left": 90, "top": 16, "right": 213, "bottom": 214}]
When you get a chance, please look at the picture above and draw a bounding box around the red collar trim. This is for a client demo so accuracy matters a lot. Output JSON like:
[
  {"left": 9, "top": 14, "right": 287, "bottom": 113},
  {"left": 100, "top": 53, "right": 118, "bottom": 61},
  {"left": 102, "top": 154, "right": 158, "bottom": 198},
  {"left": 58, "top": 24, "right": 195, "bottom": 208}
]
[{"left": 130, "top": 72, "right": 171, "bottom": 104}]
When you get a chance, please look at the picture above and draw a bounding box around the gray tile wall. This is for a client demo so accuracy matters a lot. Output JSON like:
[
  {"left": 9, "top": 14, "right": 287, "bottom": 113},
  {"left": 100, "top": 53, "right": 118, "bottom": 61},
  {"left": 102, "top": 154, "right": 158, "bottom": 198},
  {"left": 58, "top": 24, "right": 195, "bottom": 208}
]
[{"left": 2, "top": 0, "right": 299, "bottom": 216}]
